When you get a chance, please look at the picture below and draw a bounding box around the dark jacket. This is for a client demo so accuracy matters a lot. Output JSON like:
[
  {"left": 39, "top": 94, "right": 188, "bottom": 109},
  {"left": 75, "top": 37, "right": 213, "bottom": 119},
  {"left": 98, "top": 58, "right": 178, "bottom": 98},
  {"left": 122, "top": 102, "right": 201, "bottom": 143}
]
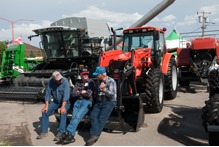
[{"left": 72, "top": 79, "right": 95, "bottom": 101}]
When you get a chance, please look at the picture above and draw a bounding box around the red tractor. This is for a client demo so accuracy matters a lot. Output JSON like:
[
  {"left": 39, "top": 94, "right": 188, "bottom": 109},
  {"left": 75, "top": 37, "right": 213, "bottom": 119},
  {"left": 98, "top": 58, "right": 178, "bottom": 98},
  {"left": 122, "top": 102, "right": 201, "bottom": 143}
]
[
  {"left": 99, "top": 26, "right": 178, "bottom": 132},
  {"left": 177, "top": 36, "right": 219, "bottom": 86}
]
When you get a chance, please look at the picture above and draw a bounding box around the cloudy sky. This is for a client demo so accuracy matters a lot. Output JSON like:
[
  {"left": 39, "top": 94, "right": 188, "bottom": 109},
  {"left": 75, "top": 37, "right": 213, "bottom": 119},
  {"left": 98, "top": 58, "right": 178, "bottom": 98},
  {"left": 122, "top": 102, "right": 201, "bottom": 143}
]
[{"left": 1, "top": 0, "right": 219, "bottom": 47}]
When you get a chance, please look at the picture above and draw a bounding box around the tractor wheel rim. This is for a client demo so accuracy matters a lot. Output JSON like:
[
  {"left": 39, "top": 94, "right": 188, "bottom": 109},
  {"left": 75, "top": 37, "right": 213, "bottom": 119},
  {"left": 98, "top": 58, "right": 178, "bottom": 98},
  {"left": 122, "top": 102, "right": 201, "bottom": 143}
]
[
  {"left": 172, "top": 66, "right": 178, "bottom": 91},
  {"left": 159, "top": 78, "right": 164, "bottom": 103}
]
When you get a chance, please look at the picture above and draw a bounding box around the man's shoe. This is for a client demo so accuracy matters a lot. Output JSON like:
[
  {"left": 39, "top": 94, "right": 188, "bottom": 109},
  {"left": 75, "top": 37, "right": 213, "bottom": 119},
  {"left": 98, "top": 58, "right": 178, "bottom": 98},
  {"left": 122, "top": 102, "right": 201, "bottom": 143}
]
[
  {"left": 85, "top": 135, "right": 99, "bottom": 146},
  {"left": 60, "top": 132, "right": 68, "bottom": 141},
  {"left": 55, "top": 132, "right": 68, "bottom": 144},
  {"left": 53, "top": 132, "right": 62, "bottom": 141},
  {"left": 62, "top": 134, "right": 75, "bottom": 145},
  {"left": 36, "top": 133, "right": 48, "bottom": 139}
]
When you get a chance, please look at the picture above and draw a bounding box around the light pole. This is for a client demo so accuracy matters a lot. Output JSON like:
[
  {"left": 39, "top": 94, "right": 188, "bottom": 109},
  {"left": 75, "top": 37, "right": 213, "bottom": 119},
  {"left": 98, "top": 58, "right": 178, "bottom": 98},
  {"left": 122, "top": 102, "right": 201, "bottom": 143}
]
[
  {"left": 0, "top": 18, "right": 33, "bottom": 41},
  {"left": 197, "top": 11, "right": 211, "bottom": 37}
]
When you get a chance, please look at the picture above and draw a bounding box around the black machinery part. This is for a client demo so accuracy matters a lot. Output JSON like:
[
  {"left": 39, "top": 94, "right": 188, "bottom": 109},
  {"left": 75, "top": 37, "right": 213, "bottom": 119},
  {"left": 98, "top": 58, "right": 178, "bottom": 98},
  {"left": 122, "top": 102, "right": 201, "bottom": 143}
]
[{"left": 0, "top": 86, "right": 44, "bottom": 102}]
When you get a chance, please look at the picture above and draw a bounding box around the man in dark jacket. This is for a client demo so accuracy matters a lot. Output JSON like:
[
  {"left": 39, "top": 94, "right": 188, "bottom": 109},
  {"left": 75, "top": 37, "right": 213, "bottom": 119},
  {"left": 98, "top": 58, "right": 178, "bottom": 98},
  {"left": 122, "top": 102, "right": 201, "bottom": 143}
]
[{"left": 59, "top": 67, "right": 95, "bottom": 144}]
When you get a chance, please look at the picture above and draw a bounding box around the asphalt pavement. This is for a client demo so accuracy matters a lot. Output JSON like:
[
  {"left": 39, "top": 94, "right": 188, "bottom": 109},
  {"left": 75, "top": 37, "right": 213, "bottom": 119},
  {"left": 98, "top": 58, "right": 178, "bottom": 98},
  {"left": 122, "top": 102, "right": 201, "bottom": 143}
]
[{"left": 0, "top": 85, "right": 209, "bottom": 146}]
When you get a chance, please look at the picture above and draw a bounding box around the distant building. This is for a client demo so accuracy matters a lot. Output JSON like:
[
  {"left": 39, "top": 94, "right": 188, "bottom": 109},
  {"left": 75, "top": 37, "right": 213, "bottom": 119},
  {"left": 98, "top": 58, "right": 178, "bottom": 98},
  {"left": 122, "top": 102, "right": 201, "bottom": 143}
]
[{"left": 24, "top": 43, "right": 42, "bottom": 57}]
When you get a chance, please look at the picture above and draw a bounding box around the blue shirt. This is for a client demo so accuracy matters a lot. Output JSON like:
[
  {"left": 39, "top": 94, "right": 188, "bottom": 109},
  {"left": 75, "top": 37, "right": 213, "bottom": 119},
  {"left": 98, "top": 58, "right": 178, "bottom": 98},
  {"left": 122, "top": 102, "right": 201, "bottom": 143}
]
[
  {"left": 96, "top": 76, "right": 117, "bottom": 102},
  {"left": 44, "top": 77, "right": 70, "bottom": 104}
]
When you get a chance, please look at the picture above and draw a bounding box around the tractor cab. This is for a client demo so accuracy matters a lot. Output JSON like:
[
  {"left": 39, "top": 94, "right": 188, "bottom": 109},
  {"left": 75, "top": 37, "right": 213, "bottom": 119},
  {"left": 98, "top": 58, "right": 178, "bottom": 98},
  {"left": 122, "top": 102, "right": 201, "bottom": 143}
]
[
  {"left": 104, "top": 26, "right": 167, "bottom": 78},
  {"left": 123, "top": 26, "right": 166, "bottom": 51},
  {"left": 122, "top": 26, "right": 167, "bottom": 67}
]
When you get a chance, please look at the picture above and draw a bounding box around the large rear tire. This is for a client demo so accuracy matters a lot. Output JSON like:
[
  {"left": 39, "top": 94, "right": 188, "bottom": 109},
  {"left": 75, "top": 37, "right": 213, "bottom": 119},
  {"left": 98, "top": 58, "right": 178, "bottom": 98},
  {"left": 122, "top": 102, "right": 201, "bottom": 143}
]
[
  {"left": 208, "top": 68, "right": 219, "bottom": 97},
  {"left": 143, "top": 68, "right": 164, "bottom": 113},
  {"left": 202, "top": 68, "right": 219, "bottom": 145},
  {"left": 164, "top": 57, "right": 178, "bottom": 100},
  {"left": 203, "top": 96, "right": 219, "bottom": 146}
]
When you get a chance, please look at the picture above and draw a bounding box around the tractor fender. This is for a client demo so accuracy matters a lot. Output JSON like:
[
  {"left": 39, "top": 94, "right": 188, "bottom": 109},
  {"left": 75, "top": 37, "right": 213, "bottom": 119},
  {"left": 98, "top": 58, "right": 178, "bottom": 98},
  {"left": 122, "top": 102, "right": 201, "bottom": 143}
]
[{"left": 161, "top": 52, "right": 174, "bottom": 75}]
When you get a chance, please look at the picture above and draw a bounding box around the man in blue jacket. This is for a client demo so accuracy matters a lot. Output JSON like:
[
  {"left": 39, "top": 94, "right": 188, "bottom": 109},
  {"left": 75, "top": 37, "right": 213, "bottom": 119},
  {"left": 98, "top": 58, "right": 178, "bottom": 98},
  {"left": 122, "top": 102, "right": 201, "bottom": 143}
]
[{"left": 37, "top": 71, "right": 70, "bottom": 141}]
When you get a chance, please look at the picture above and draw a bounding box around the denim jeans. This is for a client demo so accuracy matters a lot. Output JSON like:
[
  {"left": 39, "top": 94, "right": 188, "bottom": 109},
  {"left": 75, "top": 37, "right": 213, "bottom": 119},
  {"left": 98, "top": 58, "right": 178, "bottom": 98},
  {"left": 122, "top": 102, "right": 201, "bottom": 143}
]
[
  {"left": 41, "top": 101, "right": 70, "bottom": 133},
  {"left": 66, "top": 99, "right": 92, "bottom": 136},
  {"left": 90, "top": 100, "right": 116, "bottom": 136}
]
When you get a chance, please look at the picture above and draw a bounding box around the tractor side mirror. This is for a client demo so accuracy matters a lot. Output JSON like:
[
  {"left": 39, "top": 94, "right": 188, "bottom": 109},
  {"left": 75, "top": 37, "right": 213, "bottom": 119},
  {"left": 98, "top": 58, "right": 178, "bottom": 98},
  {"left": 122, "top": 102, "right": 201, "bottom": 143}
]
[
  {"left": 108, "top": 37, "right": 113, "bottom": 46},
  {"left": 28, "top": 34, "right": 39, "bottom": 41}
]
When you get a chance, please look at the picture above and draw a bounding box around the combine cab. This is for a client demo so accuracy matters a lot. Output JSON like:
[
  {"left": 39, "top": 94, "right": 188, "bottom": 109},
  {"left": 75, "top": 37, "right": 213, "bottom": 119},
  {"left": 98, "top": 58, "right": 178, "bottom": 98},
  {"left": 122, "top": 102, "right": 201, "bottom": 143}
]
[{"left": 100, "top": 26, "right": 178, "bottom": 132}]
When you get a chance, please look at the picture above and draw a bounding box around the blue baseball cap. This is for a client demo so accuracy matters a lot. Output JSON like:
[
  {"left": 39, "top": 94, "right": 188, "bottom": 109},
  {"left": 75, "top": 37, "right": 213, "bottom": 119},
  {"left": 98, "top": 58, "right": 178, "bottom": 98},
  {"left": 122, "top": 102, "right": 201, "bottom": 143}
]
[{"left": 93, "top": 66, "right": 106, "bottom": 76}]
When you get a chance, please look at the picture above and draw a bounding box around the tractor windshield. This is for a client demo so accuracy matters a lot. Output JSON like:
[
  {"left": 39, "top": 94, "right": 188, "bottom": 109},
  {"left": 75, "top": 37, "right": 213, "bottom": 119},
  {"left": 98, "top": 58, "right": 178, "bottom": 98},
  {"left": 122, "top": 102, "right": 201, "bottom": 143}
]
[
  {"left": 40, "top": 31, "right": 79, "bottom": 58},
  {"left": 123, "top": 32, "right": 154, "bottom": 52}
]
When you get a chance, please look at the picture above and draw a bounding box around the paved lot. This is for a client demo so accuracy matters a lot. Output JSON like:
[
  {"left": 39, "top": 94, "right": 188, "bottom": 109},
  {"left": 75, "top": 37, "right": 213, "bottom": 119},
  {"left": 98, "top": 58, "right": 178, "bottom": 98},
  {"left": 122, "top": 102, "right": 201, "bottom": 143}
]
[{"left": 0, "top": 85, "right": 209, "bottom": 146}]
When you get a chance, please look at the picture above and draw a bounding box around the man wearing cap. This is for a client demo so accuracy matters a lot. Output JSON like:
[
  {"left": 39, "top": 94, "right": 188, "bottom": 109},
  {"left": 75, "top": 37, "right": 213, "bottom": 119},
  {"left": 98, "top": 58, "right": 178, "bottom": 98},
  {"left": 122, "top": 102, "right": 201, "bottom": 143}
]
[
  {"left": 86, "top": 66, "right": 117, "bottom": 146},
  {"left": 37, "top": 71, "right": 71, "bottom": 141},
  {"left": 59, "top": 67, "right": 95, "bottom": 144}
]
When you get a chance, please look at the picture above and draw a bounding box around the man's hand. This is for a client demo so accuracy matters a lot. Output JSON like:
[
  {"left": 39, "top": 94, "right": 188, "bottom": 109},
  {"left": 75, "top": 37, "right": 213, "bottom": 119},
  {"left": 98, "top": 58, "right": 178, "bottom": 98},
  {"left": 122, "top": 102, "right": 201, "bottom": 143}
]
[
  {"left": 99, "top": 82, "right": 106, "bottom": 90},
  {"left": 81, "top": 90, "right": 86, "bottom": 94},
  {"left": 41, "top": 106, "right": 48, "bottom": 113},
  {"left": 58, "top": 106, "right": 66, "bottom": 114}
]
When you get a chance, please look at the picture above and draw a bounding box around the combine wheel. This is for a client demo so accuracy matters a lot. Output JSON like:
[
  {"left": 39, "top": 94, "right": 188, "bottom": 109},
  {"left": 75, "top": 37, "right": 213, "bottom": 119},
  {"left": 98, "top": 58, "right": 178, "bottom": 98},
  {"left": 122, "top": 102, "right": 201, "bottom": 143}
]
[
  {"left": 164, "top": 57, "right": 178, "bottom": 100},
  {"left": 143, "top": 68, "right": 164, "bottom": 113}
]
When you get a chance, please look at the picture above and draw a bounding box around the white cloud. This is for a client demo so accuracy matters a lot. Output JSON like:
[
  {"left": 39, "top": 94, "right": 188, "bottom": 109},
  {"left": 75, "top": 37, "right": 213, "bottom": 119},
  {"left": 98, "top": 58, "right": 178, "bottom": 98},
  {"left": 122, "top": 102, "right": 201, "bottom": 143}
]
[
  {"left": 176, "top": 14, "right": 197, "bottom": 27},
  {"left": 152, "top": 17, "right": 160, "bottom": 22},
  {"left": 162, "top": 14, "right": 176, "bottom": 22},
  {"left": 175, "top": 4, "right": 219, "bottom": 28},
  {"left": 199, "top": 4, "right": 219, "bottom": 15},
  {"left": 62, "top": 5, "right": 143, "bottom": 28}
]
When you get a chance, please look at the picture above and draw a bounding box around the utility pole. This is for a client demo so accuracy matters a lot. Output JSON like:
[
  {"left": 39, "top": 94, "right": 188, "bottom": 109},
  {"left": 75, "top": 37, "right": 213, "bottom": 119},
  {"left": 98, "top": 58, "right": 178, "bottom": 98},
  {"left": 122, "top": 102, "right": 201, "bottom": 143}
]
[
  {"left": 197, "top": 11, "right": 211, "bottom": 37},
  {"left": 0, "top": 18, "right": 33, "bottom": 41}
]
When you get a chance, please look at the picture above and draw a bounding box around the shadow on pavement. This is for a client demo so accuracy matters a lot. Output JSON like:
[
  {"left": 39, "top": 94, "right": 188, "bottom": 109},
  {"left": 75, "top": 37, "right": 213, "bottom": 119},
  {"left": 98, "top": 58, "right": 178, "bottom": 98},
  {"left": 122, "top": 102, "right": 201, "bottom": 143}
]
[
  {"left": 178, "top": 86, "right": 198, "bottom": 93},
  {"left": 77, "top": 122, "right": 91, "bottom": 143},
  {"left": 158, "top": 104, "right": 208, "bottom": 146},
  {"left": 32, "top": 117, "right": 59, "bottom": 137},
  {"left": 178, "top": 83, "right": 208, "bottom": 94}
]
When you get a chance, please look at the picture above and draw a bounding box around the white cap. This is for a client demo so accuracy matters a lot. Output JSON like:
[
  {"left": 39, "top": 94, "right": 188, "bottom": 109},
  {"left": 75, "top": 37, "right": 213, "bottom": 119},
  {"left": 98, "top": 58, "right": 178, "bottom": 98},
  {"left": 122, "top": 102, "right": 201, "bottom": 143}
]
[{"left": 52, "top": 71, "right": 63, "bottom": 81}]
